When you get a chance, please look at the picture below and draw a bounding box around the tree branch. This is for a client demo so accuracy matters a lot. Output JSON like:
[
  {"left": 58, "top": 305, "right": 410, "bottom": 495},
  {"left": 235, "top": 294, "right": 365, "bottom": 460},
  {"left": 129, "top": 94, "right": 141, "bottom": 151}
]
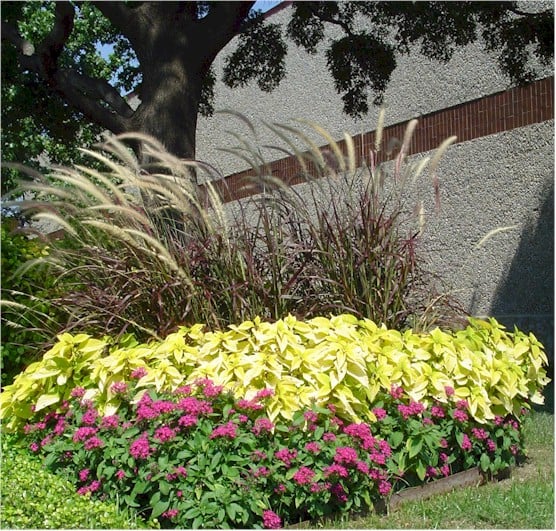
[
  {"left": 1, "top": 20, "right": 35, "bottom": 56},
  {"left": 52, "top": 69, "right": 130, "bottom": 134},
  {"left": 196, "top": 1, "right": 255, "bottom": 62},
  {"left": 92, "top": 1, "right": 142, "bottom": 47},
  {"left": 37, "top": 1, "right": 75, "bottom": 77},
  {"left": 2, "top": 7, "right": 133, "bottom": 135}
]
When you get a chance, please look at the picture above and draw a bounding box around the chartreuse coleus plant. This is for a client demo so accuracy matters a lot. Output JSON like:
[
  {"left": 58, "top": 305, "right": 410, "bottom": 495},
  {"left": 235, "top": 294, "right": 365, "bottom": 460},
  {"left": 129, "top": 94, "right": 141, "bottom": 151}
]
[{"left": 1, "top": 314, "right": 549, "bottom": 432}]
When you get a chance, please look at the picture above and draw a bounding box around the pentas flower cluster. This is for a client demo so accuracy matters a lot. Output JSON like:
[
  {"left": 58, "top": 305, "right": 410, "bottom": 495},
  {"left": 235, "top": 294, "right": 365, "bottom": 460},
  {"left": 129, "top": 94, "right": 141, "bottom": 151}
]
[{"left": 20, "top": 378, "right": 528, "bottom": 529}]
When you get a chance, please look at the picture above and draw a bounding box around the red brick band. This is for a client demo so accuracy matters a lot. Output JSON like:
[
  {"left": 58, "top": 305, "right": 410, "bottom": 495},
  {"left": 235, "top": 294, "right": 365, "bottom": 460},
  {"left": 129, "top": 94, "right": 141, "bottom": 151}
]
[{"left": 202, "top": 76, "right": 554, "bottom": 204}]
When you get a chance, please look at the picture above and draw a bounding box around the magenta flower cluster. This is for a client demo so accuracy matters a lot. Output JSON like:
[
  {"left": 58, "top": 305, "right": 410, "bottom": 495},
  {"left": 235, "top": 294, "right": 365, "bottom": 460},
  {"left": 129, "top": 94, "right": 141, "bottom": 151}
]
[{"left": 20, "top": 377, "right": 528, "bottom": 529}]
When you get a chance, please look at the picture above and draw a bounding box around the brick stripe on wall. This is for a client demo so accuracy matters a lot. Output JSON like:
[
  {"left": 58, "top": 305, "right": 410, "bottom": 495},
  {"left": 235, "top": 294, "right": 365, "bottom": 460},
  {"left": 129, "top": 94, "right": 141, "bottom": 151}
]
[{"left": 202, "top": 76, "right": 554, "bottom": 204}]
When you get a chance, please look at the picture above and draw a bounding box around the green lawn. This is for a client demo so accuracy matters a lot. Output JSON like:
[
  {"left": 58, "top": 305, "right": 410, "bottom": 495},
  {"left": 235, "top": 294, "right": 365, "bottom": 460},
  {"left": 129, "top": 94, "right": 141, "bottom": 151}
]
[{"left": 333, "top": 410, "right": 554, "bottom": 529}]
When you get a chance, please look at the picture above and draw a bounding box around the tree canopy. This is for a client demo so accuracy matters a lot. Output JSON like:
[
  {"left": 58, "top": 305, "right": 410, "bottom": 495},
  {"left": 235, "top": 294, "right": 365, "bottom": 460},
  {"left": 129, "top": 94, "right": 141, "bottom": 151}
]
[{"left": 2, "top": 1, "right": 553, "bottom": 193}]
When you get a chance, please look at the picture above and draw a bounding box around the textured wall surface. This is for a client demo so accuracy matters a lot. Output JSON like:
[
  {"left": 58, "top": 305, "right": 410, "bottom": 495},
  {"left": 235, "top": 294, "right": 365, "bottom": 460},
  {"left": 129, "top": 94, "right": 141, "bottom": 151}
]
[
  {"left": 196, "top": 3, "right": 552, "bottom": 175},
  {"left": 195, "top": 3, "right": 554, "bottom": 365}
]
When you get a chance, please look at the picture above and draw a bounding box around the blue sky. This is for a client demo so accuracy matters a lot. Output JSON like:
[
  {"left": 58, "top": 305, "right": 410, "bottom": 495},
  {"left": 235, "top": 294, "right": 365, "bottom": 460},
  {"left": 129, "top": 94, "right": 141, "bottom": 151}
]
[{"left": 252, "top": 1, "right": 281, "bottom": 12}]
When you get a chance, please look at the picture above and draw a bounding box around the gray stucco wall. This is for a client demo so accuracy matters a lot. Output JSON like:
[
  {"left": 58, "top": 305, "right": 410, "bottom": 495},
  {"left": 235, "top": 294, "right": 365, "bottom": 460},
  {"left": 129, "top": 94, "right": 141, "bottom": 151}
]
[
  {"left": 196, "top": 2, "right": 553, "bottom": 176},
  {"left": 195, "top": 3, "right": 554, "bottom": 367}
]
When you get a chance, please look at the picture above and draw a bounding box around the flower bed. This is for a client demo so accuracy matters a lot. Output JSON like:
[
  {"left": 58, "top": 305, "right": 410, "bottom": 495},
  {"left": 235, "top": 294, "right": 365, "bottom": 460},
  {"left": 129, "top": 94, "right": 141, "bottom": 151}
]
[
  {"left": 1, "top": 314, "right": 550, "bottom": 528},
  {"left": 19, "top": 378, "right": 529, "bottom": 528}
]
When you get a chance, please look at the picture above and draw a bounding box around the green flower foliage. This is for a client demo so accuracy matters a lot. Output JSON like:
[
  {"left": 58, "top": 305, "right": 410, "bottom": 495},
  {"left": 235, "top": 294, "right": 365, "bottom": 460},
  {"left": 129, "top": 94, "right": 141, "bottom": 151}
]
[
  {"left": 0, "top": 314, "right": 549, "bottom": 432},
  {"left": 0, "top": 436, "right": 156, "bottom": 529}
]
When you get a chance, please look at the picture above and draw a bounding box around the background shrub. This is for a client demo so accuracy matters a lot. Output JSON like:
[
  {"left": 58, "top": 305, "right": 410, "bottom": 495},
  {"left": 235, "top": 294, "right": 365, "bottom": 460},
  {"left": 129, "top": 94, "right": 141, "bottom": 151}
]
[
  {"left": 0, "top": 435, "right": 156, "bottom": 529},
  {"left": 0, "top": 219, "right": 68, "bottom": 386}
]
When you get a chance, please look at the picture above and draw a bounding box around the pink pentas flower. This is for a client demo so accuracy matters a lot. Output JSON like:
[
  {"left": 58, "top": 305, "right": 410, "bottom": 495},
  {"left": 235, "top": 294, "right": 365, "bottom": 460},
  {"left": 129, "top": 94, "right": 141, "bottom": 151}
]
[
  {"left": 330, "top": 483, "right": 348, "bottom": 503},
  {"left": 360, "top": 435, "right": 378, "bottom": 451},
  {"left": 54, "top": 419, "right": 66, "bottom": 435},
  {"left": 486, "top": 439, "right": 497, "bottom": 452},
  {"left": 253, "top": 417, "right": 274, "bottom": 436},
  {"left": 456, "top": 399, "right": 469, "bottom": 410},
  {"left": 440, "top": 452, "right": 449, "bottom": 463},
  {"left": 310, "top": 482, "right": 328, "bottom": 493},
  {"left": 461, "top": 433, "right": 473, "bottom": 451},
  {"left": 178, "top": 414, "right": 198, "bottom": 428},
  {"left": 173, "top": 385, "right": 192, "bottom": 396},
  {"left": 173, "top": 466, "right": 187, "bottom": 477},
  {"left": 422, "top": 417, "right": 434, "bottom": 425},
  {"left": 378, "top": 480, "right": 392, "bottom": 496},
  {"left": 274, "top": 448, "right": 298, "bottom": 467},
  {"left": 70, "top": 387, "right": 86, "bottom": 398},
  {"left": 471, "top": 427, "right": 489, "bottom": 440},
  {"left": 255, "top": 388, "right": 274, "bottom": 401},
  {"left": 426, "top": 466, "right": 438, "bottom": 478},
  {"left": 453, "top": 409, "right": 468, "bottom": 422},
  {"left": 100, "top": 415, "right": 120, "bottom": 430},
  {"left": 343, "top": 422, "right": 372, "bottom": 440},
  {"left": 79, "top": 469, "right": 90, "bottom": 482},
  {"left": 84, "top": 436, "right": 104, "bottom": 450},
  {"left": 370, "top": 451, "right": 386, "bottom": 465},
  {"left": 379, "top": 439, "right": 392, "bottom": 457},
  {"left": 323, "top": 464, "right": 349, "bottom": 478},
  {"left": 110, "top": 381, "right": 128, "bottom": 394},
  {"left": 130, "top": 367, "right": 148, "bottom": 379},
  {"left": 323, "top": 432, "right": 336, "bottom": 442},
  {"left": 154, "top": 426, "right": 177, "bottom": 443},
  {"left": 254, "top": 466, "right": 271, "bottom": 478},
  {"left": 40, "top": 435, "right": 53, "bottom": 447},
  {"left": 238, "top": 414, "right": 249, "bottom": 423},
  {"left": 262, "top": 509, "right": 282, "bottom": 529},
  {"left": 274, "top": 484, "right": 286, "bottom": 494},
  {"left": 334, "top": 446, "right": 359, "bottom": 465},
  {"left": 390, "top": 385, "right": 404, "bottom": 400},
  {"left": 293, "top": 466, "right": 315, "bottom": 485},
  {"left": 73, "top": 427, "right": 98, "bottom": 442},
  {"left": 356, "top": 460, "right": 370, "bottom": 474},
  {"left": 303, "top": 411, "right": 318, "bottom": 423},
  {"left": 237, "top": 399, "right": 263, "bottom": 411},
  {"left": 81, "top": 409, "right": 98, "bottom": 426},
  {"left": 89, "top": 480, "right": 101, "bottom": 493},
  {"left": 115, "top": 469, "right": 126, "bottom": 480},
  {"left": 209, "top": 421, "right": 238, "bottom": 440},
  {"left": 153, "top": 400, "right": 176, "bottom": 415},
  {"left": 372, "top": 407, "right": 387, "bottom": 420},
  {"left": 431, "top": 405, "right": 445, "bottom": 418},
  {"left": 444, "top": 385, "right": 455, "bottom": 397},
  {"left": 369, "top": 468, "right": 384, "bottom": 481},
  {"left": 162, "top": 509, "right": 179, "bottom": 519},
  {"left": 130, "top": 433, "right": 152, "bottom": 459},
  {"left": 29, "top": 442, "right": 39, "bottom": 453},
  {"left": 330, "top": 416, "right": 344, "bottom": 427},
  {"left": 252, "top": 449, "right": 267, "bottom": 461},
  {"left": 178, "top": 397, "right": 213, "bottom": 416},
  {"left": 305, "top": 441, "right": 321, "bottom": 454},
  {"left": 440, "top": 464, "right": 450, "bottom": 477}
]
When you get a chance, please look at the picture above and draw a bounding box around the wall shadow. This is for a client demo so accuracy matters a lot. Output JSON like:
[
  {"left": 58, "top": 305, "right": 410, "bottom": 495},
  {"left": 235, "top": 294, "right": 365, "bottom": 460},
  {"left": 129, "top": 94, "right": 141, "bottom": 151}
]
[{"left": 490, "top": 179, "right": 554, "bottom": 413}]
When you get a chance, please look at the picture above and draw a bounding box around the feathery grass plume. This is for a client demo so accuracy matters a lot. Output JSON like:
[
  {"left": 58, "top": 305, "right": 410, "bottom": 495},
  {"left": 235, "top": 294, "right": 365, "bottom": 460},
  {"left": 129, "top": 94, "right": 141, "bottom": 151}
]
[{"left": 7, "top": 115, "right": 465, "bottom": 341}]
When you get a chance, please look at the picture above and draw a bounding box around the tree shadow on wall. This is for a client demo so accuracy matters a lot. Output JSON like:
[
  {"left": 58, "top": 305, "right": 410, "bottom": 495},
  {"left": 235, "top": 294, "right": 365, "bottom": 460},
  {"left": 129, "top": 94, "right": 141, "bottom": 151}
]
[{"left": 490, "top": 179, "right": 554, "bottom": 413}]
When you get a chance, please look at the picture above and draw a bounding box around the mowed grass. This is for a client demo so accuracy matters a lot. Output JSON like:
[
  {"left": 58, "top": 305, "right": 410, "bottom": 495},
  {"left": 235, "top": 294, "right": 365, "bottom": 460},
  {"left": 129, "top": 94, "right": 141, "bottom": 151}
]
[{"left": 330, "top": 409, "right": 554, "bottom": 529}]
